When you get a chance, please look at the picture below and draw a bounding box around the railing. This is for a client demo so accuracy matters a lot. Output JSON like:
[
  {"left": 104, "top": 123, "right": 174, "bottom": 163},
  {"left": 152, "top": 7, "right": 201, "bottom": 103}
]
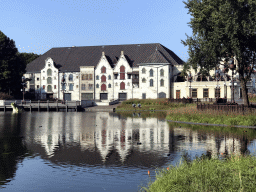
[{"left": 197, "top": 103, "right": 256, "bottom": 113}]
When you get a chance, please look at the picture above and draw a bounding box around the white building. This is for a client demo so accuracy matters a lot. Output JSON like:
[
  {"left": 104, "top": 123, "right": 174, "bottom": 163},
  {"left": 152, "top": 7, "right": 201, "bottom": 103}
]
[{"left": 24, "top": 43, "right": 253, "bottom": 103}]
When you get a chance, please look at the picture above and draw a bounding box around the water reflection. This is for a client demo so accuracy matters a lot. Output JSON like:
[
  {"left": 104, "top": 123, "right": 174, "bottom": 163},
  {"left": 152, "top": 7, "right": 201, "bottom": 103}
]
[{"left": 0, "top": 112, "right": 255, "bottom": 191}]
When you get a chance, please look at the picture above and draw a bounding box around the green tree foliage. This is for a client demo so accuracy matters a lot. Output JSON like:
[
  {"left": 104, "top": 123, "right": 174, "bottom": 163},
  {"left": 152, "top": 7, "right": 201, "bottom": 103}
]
[
  {"left": 18, "top": 52, "right": 40, "bottom": 66},
  {"left": 182, "top": 0, "right": 256, "bottom": 106},
  {"left": 0, "top": 31, "right": 26, "bottom": 96}
]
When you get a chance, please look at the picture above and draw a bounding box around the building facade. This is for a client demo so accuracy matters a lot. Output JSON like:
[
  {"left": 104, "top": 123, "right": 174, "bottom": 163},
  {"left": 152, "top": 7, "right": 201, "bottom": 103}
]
[{"left": 24, "top": 43, "right": 254, "bottom": 103}]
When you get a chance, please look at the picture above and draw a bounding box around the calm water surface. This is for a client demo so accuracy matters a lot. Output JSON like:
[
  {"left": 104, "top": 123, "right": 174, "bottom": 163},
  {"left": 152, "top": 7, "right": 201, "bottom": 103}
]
[{"left": 0, "top": 112, "right": 256, "bottom": 192}]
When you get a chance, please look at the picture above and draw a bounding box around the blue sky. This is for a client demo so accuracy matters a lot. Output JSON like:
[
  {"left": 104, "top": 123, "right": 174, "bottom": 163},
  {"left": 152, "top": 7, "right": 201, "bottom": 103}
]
[{"left": 1, "top": 0, "right": 192, "bottom": 61}]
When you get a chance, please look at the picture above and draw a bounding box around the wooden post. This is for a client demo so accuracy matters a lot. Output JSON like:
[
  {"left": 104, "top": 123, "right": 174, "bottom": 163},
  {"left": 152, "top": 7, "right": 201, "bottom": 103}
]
[
  {"left": 38, "top": 100, "right": 40, "bottom": 112},
  {"left": 47, "top": 100, "right": 49, "bottom": 112}
]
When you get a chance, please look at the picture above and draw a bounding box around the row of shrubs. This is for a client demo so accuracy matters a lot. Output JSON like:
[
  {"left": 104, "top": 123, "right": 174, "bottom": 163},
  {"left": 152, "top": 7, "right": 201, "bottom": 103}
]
[{"left": 0, "top": 92, "right": 14, "bottom": 100}]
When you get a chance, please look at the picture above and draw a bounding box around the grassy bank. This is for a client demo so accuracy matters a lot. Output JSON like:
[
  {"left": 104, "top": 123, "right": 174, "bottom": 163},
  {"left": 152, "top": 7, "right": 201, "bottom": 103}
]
[
  {"left": 142, "top": 154, "right": 256, "bottom": 192},
  {"left": 116, "top": 99, "right": 195, "bottom": 111},
  {"left": 116, "top": 99, "right": 256, "bottom": 126},
  {"left": 166, "top": 105, "right": 256, "bottom": 126}
]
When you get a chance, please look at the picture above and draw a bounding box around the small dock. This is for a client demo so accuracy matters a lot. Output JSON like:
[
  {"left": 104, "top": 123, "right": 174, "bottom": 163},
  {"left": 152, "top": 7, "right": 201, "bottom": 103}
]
[{"left": 0, "top": 100, "right": 83, "bottom": 112}]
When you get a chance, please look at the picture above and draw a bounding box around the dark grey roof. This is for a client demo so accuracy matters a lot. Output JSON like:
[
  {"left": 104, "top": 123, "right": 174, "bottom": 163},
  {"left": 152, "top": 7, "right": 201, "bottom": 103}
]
[
  {"left": 26, "top": 43, "right": 184, "bottom": 73},
  {"left": 140, "top": 48, "right": 169, "bottom": 64}
]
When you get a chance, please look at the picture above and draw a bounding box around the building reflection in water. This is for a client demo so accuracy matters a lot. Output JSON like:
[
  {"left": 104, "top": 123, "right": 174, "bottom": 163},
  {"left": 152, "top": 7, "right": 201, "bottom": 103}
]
[{"left": 20, "top": 112, "right": 252, "bottom": 166}]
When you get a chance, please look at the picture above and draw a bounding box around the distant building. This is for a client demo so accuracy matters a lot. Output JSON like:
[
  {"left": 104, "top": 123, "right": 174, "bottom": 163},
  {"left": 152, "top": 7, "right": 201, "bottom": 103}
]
[
  {"left": 24, "top": 43, "right": 254, "bottom": 103},
  {"left": 24, "top": 43, "right": 183, "bottom": 103}
]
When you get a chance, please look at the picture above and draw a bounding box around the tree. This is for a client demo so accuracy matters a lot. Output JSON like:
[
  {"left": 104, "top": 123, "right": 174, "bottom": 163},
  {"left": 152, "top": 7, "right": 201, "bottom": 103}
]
[
  {"left": 18, "top": 52, "right": 40, "bottom": 66},
  {"left": 182, "top": 0, "right": 256, "bottom": 106},
  {"left": 0, "top": 31, "right": 27, "bottom": 96}
]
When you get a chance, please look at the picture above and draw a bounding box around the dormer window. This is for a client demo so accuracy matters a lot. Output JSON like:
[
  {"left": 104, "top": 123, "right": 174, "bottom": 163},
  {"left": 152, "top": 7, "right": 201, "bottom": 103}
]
[{"left": 101, "top": 66, "right": 106, "bottom": 73}]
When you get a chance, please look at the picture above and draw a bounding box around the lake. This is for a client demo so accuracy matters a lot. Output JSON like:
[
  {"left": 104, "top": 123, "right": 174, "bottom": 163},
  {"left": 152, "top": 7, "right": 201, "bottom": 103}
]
[{"left": 0, "top": 111, "right": 256, "bottom": 192}]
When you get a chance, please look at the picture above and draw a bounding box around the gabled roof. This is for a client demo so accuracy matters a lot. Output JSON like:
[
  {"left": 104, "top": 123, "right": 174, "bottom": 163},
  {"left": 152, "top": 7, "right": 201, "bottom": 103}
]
[{"left": 26, "top": 43, "right": 184, "bottom": 73}]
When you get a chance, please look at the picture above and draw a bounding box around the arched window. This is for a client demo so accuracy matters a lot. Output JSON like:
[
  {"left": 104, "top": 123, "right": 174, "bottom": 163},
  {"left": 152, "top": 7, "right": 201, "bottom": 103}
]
[
  {"left": 101, "top": 75, "right": 106, "bottom": 82},
  {"left": 120, "top": 65, "right": 125, "bottom": 80},
  {"left": 142, "top": 78, "right": 146, "bottom": 83},
  {"left": 96, "top": 75, "right": 99, "bottom": 80},
  {"left": 69, "top": 74, "right": 73, "bottom": 81},
  {"left": 69, "top": 83, "right": 74, "bottom": 91},
  {"left": 101, "top": 84, "right": 106, "bottom": 91},
  {"left": 82, "top": 74, "right": 86, "bottom": 80},
  {"left": 47, "top": 85, "right": 52, "bottom": 92},
  {"left": 160, "top": 79, "right": 164, "bottom": 86},
  {"left": 149, "top": 69, "right": 154, "bottom": 77},
  {"left": 101, "top": 66, "right": 106, "bottom": 73},
  {"left": 108, "top": 75, "right": 111, "bottom": 80},
  {"left": 120, "top": 82, "right": 125, "bottom": 90},
  {"left": 160, "top": 69, "right": 164, "bottom": 76},
  {"left": 47, "top": 69, "right": 52, "bottom": 76},
  {"left": 96, "top": 84, "right": 99, "bottom": 88},
  {"left": 142, "top": 68, "right": 146, "bottom": 74},
  {"left": 108, "top": 84, "right": 111, "bottom": 88},
  {"left": 150, "top": 79, "right": 153, "bottom": 87},
  {"left": 47, "top": 77, "right": 52, "bottom": 84}
]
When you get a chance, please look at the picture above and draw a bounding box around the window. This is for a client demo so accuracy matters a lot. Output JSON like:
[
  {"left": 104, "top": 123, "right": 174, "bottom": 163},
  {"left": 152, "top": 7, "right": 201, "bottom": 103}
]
[
  {"left": 76, "top": 76, "right": 79, "bottom": 79},
  {"left": 47, "top": 69, "right": 52, "bottom": 76},
  {"left": 47, "top": 77, "right": 52, "bottom": 84},
  {"left": 101, "top": 75, "right": 106, "bottom": 82},
  {"left": 89, "top": 74, "right": 93, "bottom": 80},
  {"left": 54, "top": 76, "right": 56, "bottom": 80},
  {"left": 37, "top": 78, "right": 39, "bottom": 81},
  {"left": 48, "top": 64, "right": 51, "bottom": 67},
  {"left": 96, "top": 84, "right": 99, "bottom": 88},
  {"left": 120, "top": 65, "right": 125, "bottom": 80},
  {"left": 69, "top": 83, "right": 74, "bottom": 91},
  {"left": 54, "top": 85, "right": 57, "bottom": 89},
  {"left": 215, "top": 88, "right": 220, "bottom": 98},
  {"left": 160, "top": 69, "right": 164, "bottom": 76},
  {"left": 115, "top": 82, "right": 118, "bottom": 86},
  {"left": 142, "top": 78, "right": 146, "bottom": 83},
  {"left": 101, "top": 84, "right": 106, "bottom": 91},
  {"left": 150, "top": 79, "right": 153, "bottom": 87},
  {"left": 76, "top": 85, "right": 78, "bottom": 89},
  {"left": 88, "top": 84, "right": 93, "bottom": 90},
  {"left": 192, "top": 89, "right": 197, "bottom": 98},
  {"left": 120, "top": 82, "right": 125, "bottom": 90},
  {"left": 108, "top": 75, "right": 111, "bottom": 80},
  {"left": 101, "top": 66, "right": 106, "bottom": 73},
  {"left": 81, "top": 84, "right": 86, "bottom": 90},
  {"left": 128, "top": 74, "right": 131, "bottom": 79},
  {"left": 47, "top": 85, "right": 52, "bottom": 92},
  {"left": 127, "top": 82, "right": 130, "bottom": 86},
  {"left": 43, "top": 77, "right": 45, "bottom": 80},
  {"left": 62, "top": 84, "right": 66, "bottom": 91},
  {"left": 37, "top": 85, "right": 39, "bottom": 89},
  {"left": 96, "top": 75, "right": 99, "bottom": 80},
  {"left": 203, "top": 88, "right": 209, "bottom": 98},
  {"left": 108, "top": 84, "right": 111, "bottom": 88},
  {"left": 82, "top": 74, "right": 85, "bottom": 80},
  {"left": 149, "top": 69, "right": 154, "bottom": 77},
  {"left": 43, "top": 85, "right": 45, "bottom": 89},
  {"left": 81, "top": 93, "right": 93, "bottom": 100},
  {"left": 160, "top": 79, "right": 164, "bottom": 86},
  {"left": 142, "top": 68, "right": 146, "bottom": 74},
  {"left": 114, "top": 74, "right": 118, "bottom": 79},
  {"left": 69, "top": 74, "right": 73, "bottom": 81}
]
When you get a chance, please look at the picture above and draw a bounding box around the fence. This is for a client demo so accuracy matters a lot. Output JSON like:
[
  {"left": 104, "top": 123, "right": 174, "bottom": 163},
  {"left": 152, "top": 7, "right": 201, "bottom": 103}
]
[{"left": 197, "top": 103, "right": 256, "bottom": 113}]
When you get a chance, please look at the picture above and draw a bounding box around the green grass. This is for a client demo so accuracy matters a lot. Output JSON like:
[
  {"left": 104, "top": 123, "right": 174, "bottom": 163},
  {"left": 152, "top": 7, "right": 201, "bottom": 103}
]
[
  {"left": 141, "top": 154, "right": 256, "bottom": 192},
  {"left": 117, "top": 99, "right": 195, "bottom": 111}
]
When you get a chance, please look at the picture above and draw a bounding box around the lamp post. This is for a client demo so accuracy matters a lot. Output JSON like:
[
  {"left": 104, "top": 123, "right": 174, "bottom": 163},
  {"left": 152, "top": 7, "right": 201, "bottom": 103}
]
[
  {"left": 188, "top": 72, "right": 192, "bottom": 98},
  {"left": 61, "top": 73, "right": 66, "bottom": 104},
  {"left": 21, "top": 76, "right": 26, "bottom": 102},
  {"left": 215, "top": 70, "right": 220, "bottom": 99},
  {"left": 229, "top": 58, "right": 235, "bottom": 103}
]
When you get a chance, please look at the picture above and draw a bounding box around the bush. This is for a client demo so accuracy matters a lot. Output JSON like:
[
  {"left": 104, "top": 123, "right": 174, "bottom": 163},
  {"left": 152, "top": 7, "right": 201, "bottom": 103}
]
[{"left": 0, "top": 92, "right": 14, "bottom": 100}]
